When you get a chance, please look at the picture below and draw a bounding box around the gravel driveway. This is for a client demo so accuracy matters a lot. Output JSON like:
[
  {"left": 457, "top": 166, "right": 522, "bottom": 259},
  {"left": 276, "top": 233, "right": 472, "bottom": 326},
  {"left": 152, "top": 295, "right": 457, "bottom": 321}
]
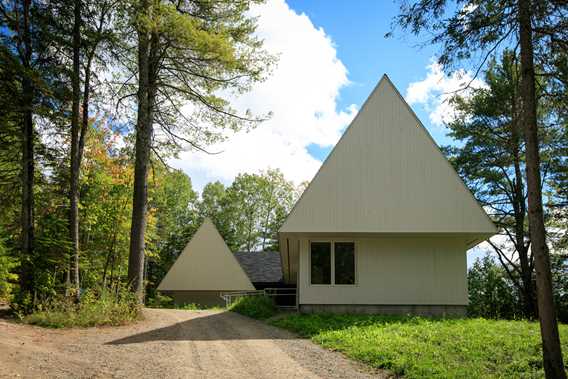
[{"left": 0, "top": 308, "right": 384, "bottom": 378}]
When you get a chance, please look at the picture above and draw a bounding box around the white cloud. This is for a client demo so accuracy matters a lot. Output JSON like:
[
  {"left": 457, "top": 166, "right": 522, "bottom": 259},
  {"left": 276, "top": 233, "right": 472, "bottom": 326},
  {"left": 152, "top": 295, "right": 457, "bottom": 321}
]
[
  {"left": 170, "top": 0, "right": 357, "bottom": 192},
  {"left": 405, "top": 60, "right": 486, "bottom": 127}
]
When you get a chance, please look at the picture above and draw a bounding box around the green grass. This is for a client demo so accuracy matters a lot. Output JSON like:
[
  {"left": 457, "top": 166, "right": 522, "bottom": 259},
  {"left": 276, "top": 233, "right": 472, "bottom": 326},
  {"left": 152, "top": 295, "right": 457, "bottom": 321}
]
[
  {"left": 23, "top": 288, "right": 141, "bottom": 328},
  {"left": 229, "top": 295, "right": 276, "bottom": 320},
  {"left": 270, "top": 314, "right": 568, "bottom": 378}
]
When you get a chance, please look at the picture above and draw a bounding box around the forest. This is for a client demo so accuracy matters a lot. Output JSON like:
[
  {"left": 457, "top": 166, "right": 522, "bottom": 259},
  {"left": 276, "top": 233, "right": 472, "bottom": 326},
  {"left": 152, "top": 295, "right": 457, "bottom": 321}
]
[
  {"left": 0, "top": 0, "right": 566, "bottom": 377},
  {"left": 0, "top": 0, "right": 308, "bottom": 306}
]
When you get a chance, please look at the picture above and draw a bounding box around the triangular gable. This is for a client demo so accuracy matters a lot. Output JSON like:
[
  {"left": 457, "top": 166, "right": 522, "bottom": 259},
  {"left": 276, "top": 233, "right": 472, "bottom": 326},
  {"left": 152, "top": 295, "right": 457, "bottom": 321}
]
[
  {"left": 280, "top": 75, "right": 496, "bottom": 235},
  {"left": 158, "top": 218, "right": 255, "bottom": 291}
]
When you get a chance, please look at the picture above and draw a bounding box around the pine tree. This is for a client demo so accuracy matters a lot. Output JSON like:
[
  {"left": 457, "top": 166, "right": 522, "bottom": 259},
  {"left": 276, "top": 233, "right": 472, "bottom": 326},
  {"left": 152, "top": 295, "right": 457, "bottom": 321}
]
[
  {"left": 390, "top": 1, "right": 566, "bottom": 376},
  {"left": 126, "top": 0, "right": 273, "bottom": 301}
]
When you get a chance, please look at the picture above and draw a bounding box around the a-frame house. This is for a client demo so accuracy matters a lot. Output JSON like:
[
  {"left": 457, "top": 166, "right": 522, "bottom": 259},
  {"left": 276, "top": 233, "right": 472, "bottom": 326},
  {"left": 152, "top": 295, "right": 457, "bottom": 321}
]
[
  {"left": 278, "top": 75, "right": 496, "bottom": 315},
  {"left": 158, "top": 218, "right": 255, "bottom": 306}
]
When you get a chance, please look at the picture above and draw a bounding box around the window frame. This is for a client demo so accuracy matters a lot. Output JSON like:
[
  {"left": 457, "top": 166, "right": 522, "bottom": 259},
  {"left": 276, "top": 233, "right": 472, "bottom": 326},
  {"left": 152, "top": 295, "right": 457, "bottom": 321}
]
[{"left": 309, "top": 239, "right": 357, "bottom": 287}]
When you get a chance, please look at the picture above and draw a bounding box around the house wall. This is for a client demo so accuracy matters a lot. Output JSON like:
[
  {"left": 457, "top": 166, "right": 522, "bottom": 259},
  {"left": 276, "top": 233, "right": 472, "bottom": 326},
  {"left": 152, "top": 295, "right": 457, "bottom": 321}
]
[
  {"left": 298, "top": 236, "right": 468, "bottom": 311},
  {"left": 157, "top": 219, "right": 255, "bottom": 292}
]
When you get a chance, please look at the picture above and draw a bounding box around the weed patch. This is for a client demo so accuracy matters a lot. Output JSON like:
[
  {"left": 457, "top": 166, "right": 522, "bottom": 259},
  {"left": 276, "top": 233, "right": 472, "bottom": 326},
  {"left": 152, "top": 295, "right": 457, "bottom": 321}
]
[{"left": 22, "top": 287, "right": 140, "bottom": 328}]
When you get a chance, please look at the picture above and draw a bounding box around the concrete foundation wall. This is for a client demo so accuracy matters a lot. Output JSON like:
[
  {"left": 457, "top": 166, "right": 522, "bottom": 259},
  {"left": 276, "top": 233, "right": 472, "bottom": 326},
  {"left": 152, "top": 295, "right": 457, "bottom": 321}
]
[{"left": 299, "top": 304, "right": 466, "bottom": 317}]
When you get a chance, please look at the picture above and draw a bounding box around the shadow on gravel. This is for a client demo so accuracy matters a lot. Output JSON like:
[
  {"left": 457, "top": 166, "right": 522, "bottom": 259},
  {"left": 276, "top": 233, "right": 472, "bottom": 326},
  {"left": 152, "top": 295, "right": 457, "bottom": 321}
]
[{"left": 107, "top": 311, "right": 296, "bottom": 344}]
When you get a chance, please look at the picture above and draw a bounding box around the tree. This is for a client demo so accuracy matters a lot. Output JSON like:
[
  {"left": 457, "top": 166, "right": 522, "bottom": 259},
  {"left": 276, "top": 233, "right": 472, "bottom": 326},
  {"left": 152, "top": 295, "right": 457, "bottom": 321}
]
[
  {"left": 198, "top": 170, "right": 298, "bottom": 252},
  {"left": 445, "top": 51, "right": 563, "bottom": 319},
  {"left": 67, "top": 0, "right": 117, "bottom": 299},
  {"left": 126, "top": 0, "right": 272, "bottom": 301},
  {"left": 391, "top": 1, "right": 566, "bottom": 375},
  {"left": 257, "top": 170, "right": 296, "bottom": 251},
  {"left": 468, "top": 255, "right": 520, "bottom": 319},
  {"left": 127, "top": 0, "right": 153, "bottom": 302},
  {"left": 68, "top": 0, "right": 82, "bottom": 299},
  {"left": 0, "top": 0, "right": 69, "bottom": 309},
  {"left": 79, "top": 122, "right": 134, "bottom": 289},
  {"left": 518, "top": 2, "right": 564, "bottom": 376},
  {"left": 13, "top": 0, "right": 35, "bottom": 304},
  {"left": 145, "top": 167, "right": 199, "bottom": 301},
  {"left": 197, "top": 181, "right": 238, "bottom": 247}
]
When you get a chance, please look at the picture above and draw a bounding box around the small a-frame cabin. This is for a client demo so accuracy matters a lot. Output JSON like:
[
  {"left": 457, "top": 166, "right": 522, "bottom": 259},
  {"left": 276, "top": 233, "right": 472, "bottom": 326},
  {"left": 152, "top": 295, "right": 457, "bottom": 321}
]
[
  {"left": 278, "top": 75, "right": 497, "bottom": 316},
  {"left": 157, "top": 218, "right": 255, "bottom": 306}
]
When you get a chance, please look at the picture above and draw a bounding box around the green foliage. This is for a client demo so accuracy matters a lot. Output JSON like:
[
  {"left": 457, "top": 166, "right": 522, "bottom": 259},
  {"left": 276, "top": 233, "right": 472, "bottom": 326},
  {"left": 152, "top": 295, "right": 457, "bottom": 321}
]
[
  {"left": 442, "top": 51, "right": 567, "bottom": 319},
  {"left": 119, "top": 0, "right": 274, "bottom": 158},
  {"left": 146, "top": 292, "right": 174, "bottom": 308},
  {"left": 468, "top": 255, "right": 521, "bottom": 319},
  {"left": 145, "top": 165, "right": 200, "bottom": 301},
  {"left": 146, "top": 168, "right": 301, "bottom": 304},
  {"left": 198, "top": 169, "right": 300, "bottom": 252},
  {"left": 147, "top": 294, "right": 223, "bottom": 310},
  {"left": 467, "top": 254, "right": 568, "bottom": 323},
  {"left": 271, "top": 314, "right": 568, "bottom": 379},
  {"left": 0, "top": 234, "right": 18, "bottom": 302},
  {"left": 229, "top": 295, "right": 275, "bottom": 320},
  {"left": 22, "top": 286, "right": 140, "bottom": 328},
  {"left": 551, "top": 253, "right": 568, "bottom": 324}
]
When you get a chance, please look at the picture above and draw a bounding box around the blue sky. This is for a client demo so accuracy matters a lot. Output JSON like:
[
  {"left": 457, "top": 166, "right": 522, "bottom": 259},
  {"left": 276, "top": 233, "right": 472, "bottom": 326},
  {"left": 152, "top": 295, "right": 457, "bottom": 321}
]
[
  {"left": 174, "top": 0, "right": 485, "bottom": 190},
  {"left": 288, "top": 0, "right": 446, "bottom": 161}
]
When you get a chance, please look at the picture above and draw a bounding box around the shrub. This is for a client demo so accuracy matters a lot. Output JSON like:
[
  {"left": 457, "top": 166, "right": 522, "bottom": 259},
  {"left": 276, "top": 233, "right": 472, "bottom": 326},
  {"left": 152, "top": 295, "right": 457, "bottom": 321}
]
[
  {"left": 146, "top": 293, "right": 174, "bottom": 308},
  {"left": 467, "top": 255, "right": 520, "bottom": 319},
  {"left": 22, "top": 286, "right": 141, "bottom": 328},
  {"left": 229, "top": 295, "right": 275, "bottom": 320},
  {"left": 0, "top": 237, "right": 18, "bottom": 303}
]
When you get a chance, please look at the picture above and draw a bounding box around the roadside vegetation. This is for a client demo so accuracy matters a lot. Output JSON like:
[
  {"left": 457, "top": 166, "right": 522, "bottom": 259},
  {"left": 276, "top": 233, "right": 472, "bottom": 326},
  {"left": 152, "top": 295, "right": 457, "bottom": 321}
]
[
  {"left": 146, "top": 294, "right": 223, "bottom": 310},
  {"left": 229, "top": 295, "right": 276, "bottom": 320},
  {"left": 21, "top": 287, "right": 140, "bottom": 328},
  {"left": 271, "top": 314, "right": 568, "bottom": 379}
]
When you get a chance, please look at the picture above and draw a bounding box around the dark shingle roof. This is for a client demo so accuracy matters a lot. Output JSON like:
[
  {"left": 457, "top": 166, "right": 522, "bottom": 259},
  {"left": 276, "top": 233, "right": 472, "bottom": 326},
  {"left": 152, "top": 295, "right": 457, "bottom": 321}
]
[{"left": 234, "top": 251, "right": 283, "bottom": 284}]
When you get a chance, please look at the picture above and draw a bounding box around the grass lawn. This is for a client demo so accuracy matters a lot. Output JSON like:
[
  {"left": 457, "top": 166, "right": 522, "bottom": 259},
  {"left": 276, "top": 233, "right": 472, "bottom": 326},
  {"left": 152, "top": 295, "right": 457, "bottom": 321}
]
[{"left": 270, "top": 314, "right": 568, "bottom": 378}]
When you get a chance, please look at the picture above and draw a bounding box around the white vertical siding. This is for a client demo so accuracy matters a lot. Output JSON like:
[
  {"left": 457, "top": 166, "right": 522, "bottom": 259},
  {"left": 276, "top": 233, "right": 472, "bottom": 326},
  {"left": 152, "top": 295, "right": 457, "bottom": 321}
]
[
  {"left": 280, "top": 76, "right": 496, "bottom": 235},
  {"left": 298, "top": 236, "right": 468, "bottom": 305},
  {"left": 158, "top": 219, "right": 255, "bottom": 291}
]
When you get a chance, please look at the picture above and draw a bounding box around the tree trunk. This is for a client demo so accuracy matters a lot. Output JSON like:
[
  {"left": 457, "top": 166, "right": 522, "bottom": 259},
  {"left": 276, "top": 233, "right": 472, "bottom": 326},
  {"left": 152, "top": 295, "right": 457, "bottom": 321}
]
[
  {"left": 69, "top": 0, "right": 82, "bottom": 301},
  {"left": 19, "top": 0, "right": 35, "bottom": 301},
  {"left": 511, "top": 94, "right": 536, "bottom": 320},
  {"left": 79, "top": 54, "right": 93, "bottom": 177},
  {"left": 518, "top": 1, "right": 566, "bottom": 377},
  {"left": 128, "top": 0, "right": 153, "bottom": 302}
]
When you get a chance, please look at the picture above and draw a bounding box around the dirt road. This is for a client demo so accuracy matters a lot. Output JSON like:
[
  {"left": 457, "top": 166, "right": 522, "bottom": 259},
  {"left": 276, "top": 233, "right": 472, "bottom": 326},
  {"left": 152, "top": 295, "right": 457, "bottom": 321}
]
[{"left": 0, "top": 308, "right": 383, "bottom": 378}]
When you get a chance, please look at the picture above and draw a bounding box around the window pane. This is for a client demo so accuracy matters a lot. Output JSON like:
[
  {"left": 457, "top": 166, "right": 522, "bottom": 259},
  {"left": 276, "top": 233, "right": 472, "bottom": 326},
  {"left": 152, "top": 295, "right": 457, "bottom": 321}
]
[
  {"left": 311, "top": 242, "right": 331, "bottom": 284},
  {"left": 335, "top": 242, "right": 355, "bottom": 285}
]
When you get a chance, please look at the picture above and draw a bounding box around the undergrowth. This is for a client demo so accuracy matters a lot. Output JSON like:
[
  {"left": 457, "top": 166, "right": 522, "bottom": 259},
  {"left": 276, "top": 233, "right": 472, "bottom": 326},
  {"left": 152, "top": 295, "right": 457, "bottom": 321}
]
[
  {"left": 22, "top": 287, "right": 141, "bottom": 328},
  {"left": 229, "top": 295, "right": 275, "bottom": 320}
]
